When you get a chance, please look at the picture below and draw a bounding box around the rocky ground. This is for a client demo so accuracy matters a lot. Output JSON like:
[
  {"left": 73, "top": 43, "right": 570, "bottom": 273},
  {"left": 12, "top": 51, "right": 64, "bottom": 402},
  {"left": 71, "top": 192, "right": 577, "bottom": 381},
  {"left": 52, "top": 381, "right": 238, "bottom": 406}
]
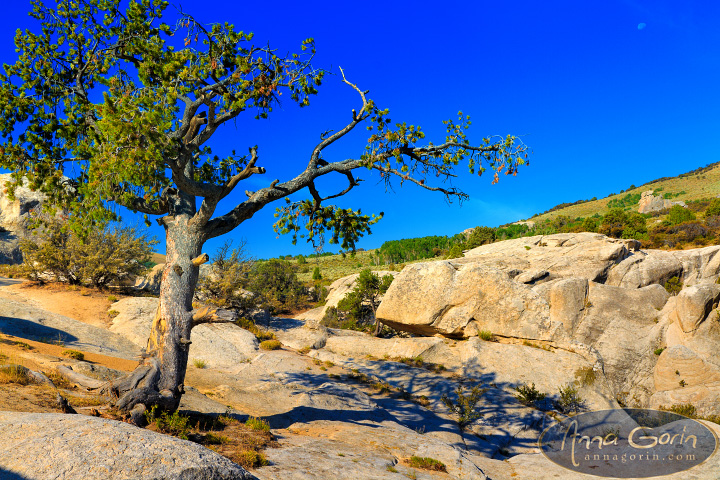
[{"left": 1, "top": 233, "right": 720, "bottom": 479}]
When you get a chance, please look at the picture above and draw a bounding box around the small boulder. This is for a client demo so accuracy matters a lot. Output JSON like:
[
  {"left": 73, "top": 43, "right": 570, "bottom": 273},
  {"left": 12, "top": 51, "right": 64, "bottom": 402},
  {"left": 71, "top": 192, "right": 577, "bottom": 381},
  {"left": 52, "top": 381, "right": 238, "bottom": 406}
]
[{"left": 673, "top": 284, "right": 720, "bottom": 334}]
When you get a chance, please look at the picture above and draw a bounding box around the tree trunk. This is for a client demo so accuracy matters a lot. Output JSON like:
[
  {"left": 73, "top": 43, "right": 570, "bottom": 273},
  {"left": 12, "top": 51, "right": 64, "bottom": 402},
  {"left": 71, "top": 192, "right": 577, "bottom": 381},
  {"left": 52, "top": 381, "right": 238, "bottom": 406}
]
[
  {"left": 106, "top": 215, "right": 204, "bottom": 414},
  {"left": 371, "top": 301, "right": 381, "bottom": 337}
]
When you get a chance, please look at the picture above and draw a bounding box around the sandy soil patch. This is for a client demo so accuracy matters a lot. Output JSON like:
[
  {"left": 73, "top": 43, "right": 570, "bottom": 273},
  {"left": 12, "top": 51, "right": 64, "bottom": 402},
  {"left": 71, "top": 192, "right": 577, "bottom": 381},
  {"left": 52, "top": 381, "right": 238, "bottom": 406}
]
[
  {"left": 0, "top": 281, "right": 130, "bottom": 329},
  {"left": 0, "top": 333, "right": 138, "bottom": 373}
]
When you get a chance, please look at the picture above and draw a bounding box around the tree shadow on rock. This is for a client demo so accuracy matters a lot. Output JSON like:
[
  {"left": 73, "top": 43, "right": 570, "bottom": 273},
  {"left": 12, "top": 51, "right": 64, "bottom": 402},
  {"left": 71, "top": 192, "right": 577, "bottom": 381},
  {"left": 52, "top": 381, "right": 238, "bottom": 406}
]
[{"left": 0, "top": 316, "right": 78, "bottom": 345}]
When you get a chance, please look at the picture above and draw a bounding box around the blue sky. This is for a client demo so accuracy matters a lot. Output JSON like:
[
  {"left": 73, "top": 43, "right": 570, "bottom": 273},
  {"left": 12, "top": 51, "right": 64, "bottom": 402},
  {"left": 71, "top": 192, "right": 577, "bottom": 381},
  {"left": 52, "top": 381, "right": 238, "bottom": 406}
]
[{"left": 1, "top": 0, "right": 719, "bottom": 259}]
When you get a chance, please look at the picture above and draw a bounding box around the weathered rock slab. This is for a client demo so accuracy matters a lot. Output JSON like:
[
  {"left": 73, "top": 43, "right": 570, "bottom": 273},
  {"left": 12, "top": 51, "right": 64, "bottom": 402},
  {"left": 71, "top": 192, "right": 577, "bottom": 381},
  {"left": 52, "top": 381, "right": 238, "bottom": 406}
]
[{"left": 0, "top": 411, "right": 256, "bottom": 480}]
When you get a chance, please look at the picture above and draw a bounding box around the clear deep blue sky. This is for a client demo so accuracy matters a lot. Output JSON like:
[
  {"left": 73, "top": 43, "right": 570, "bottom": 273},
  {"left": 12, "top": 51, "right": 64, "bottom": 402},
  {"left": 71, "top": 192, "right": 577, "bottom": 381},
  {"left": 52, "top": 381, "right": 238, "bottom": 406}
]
[{"left": 1, "top": 1, "right": 719, "bottom": 259}]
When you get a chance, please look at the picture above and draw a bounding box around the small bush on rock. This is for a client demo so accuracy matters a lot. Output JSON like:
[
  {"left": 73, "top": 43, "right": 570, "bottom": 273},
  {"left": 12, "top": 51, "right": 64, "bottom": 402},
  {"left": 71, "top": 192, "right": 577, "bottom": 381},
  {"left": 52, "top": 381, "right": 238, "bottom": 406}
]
[
  {"left": 259, "top": 339, "right": 281, "bottom": 350},
  {"left": 664, "top": 276, "right": 682, "bottom": 296},
  {"left": 245, "top": 417, "right": 270, "bottom": 432},
  {"left": 441, "top": 384, "right": 486, "bottom": 431},
  {"left": 406, "top": 456, "right": 447, "bottom": 472},
  {"left": 478, "top": 330, "right": 494, "bottom": 341},
  {"left": 514, "top": 383, "right": 547, "bottom": 406},
  {"left": 557, "top": 384, "right": 584, "bottom": 413},
  {"left": 62, "top": 349, "right": 84, "bottom": 360}
]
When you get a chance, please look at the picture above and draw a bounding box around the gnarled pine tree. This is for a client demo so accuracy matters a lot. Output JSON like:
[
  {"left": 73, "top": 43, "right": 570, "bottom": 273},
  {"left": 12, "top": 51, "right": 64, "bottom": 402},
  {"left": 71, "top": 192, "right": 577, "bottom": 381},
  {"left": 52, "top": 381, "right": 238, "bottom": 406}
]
[{"left": 0, "top": 0, "right": 529, "bottom": 417}]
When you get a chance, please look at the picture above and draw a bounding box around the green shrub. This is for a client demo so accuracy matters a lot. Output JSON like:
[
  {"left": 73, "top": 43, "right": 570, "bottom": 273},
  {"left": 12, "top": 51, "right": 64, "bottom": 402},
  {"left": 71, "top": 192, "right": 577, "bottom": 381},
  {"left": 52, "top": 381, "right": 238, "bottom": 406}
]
[
  {"left": 333, "top": 269, "right": 394, "bottom": 335},
  {"left": 407, "top": 456, "right": 447, "bottom": 472},
  {"left": 145, "top": 407, "right": 192, "bottom": 440},
  {"left": 312, "top": 266, "right": 322, "bottom": 280},
  {"left": 705, "top": 198, "right": 720, "bottom": 217},
  {"left": 445, "top": 244, "right": 464, "bottom": 259},
  {"left": 107, "top": 295, "right": 118, "bottom": 302},
  {"left": 193, "top": 359, "right": 207, "bottom": 368},
  {"left": 654, "top": 347, "right": 665, "bottom": 356},
  {"left": 478, "top": 330, "right": 494, "bottom": 341},
  {"left": 607, "top": 193, "right": 641, "bottom": 210},
  {"left": 441, "top": 384, "right": 486, "bottom": 431},
  {"left": 598, "top": 208, "right": 647, "bottom": 239},
  {"left": 245, "top": 416, "right": 271, "bottom": 432},
  {"left": 664, "top": 276, "right": 682, "bottom": 296},
  {"left": 557, "top": 384, "right": 584, "bottom": 413},
  {"left": 0, "top": 365, "right": 32, "bottom": 385},
  {"left": 259, "top": 339, "right": 281, "bottom": 350},
  {"left": 14, "top": 341, "right": 32, "bottom": 350},
  {"left": 514, "top": 383, "right": 547, "bottom": 406},
  {"left": 667, "top": 205, "right": 696, "bottom": 226},
  {"left": 204, "top": 432, "right": 230, "bottom": 444},
  {"left": 238, "top": 449, "right": 269, "bottom": 468},
  {"left": 320, "top": 307, "right": 342, "bottom": 328},
  {"left": 62, "top": 349, "right": 85, "bottom": 361},
  {"left": 581, "top": 217, "right": 598, "bottom": 232},
  {"left": 398, "top": 356, "right": 424, "bottom": 367},
  {"left": 108, "top": 309, "right": 120, "bottom": 318},
  {"left": 20, "top": 219, "right": 157, "bottom": 288}
]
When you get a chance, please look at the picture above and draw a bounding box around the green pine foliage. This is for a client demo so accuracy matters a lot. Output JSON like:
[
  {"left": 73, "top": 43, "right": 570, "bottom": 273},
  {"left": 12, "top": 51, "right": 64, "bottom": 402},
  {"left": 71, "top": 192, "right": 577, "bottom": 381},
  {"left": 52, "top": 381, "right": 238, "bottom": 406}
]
[
  {"left": 328, "top": 269, "right": 394, "bottom": 335},
  {"left": 376, "top": 234, "right": 465, "bottom": 264}
]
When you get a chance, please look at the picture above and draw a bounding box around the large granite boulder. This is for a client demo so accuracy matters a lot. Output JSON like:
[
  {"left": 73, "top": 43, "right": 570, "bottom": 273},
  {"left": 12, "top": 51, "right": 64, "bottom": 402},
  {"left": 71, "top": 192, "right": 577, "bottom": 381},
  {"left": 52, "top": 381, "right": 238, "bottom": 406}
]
[
  {"left": 109, "top": 297, "right": 259, "bottom": 371},
  {"left": 0, "top": 411, "right": 255, "bottom": 479},
  {"left": 376, "top": 261, "right": 562, "bottom": 340},
  {"left": 672, "top": 284, "right": 720, "bottom": 334},
  {"left": 650, "top": 345, "right": 720, "bottom": 416}
]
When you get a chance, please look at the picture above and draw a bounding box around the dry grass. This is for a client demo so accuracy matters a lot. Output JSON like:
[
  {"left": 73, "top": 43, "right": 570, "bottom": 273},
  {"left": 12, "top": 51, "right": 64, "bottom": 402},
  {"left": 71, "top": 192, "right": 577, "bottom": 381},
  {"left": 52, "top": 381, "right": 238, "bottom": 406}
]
[
  {"left": 0, "top": 364, "right": 32, "bottom": 385},
  {"left": 405, "top": 456, "right": 447, "bottom": 472},
  {"left": 139, "top": 410, "right": 277, "bottom": 470},
  {"left": 259, "top": 340, "right": 281, "bottom": 351}
]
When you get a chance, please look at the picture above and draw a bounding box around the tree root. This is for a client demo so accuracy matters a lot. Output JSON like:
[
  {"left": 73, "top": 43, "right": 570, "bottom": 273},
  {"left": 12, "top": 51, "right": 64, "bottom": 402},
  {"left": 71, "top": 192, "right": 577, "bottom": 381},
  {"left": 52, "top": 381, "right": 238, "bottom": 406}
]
[{"left": 55, "top": 358, "right": 177, "bottom": 425}]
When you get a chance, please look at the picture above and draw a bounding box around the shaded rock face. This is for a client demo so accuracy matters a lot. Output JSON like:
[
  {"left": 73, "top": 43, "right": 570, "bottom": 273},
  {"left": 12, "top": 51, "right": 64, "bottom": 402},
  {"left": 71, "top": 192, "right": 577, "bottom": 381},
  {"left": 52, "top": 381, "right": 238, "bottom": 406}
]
[
  {"left": 0, "top": 174, "right": 47, "bottom": 264},
  {"left": 0, "top": 411, "right": 255, "bottom": 480}
]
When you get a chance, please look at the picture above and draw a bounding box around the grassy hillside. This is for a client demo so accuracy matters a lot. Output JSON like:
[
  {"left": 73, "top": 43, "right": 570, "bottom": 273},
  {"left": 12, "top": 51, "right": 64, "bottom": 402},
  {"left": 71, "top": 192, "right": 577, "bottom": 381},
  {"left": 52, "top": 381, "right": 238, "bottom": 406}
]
[{"left": 527, "top": 162, "right": 720, "bottom": 223}]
